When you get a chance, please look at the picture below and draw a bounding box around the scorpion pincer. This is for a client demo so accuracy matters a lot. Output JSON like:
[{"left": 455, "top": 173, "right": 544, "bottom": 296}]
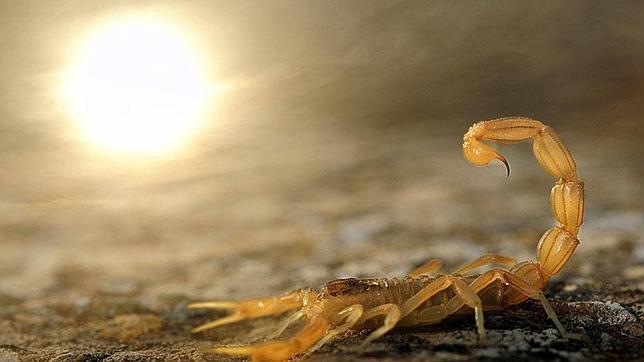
[{"left": 189, "top": 117, "right": 584, "bottom": 361}]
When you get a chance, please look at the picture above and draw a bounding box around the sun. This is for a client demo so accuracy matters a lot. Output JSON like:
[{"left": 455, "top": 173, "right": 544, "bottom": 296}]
[{"left": 62, "top": 16, "right": 211, "bottom": 155}]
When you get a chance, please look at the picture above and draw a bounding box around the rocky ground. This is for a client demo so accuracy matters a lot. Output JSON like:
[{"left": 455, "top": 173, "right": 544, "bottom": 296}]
[{"left": 1, "top": 119, "right": 642, "bottom": 361}]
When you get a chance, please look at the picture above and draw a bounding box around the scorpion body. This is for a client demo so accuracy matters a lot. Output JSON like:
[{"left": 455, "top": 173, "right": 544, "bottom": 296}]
[
  {"left": 320, "top": 273, "right": 514, "bottom": 324},
  {"left": 189, "top": 117, "right": 584, "bottom": 361}
]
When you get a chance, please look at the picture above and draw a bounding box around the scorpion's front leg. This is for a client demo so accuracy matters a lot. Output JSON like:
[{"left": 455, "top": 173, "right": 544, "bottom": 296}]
[
  {"left": 188, "top": 288, "right": 309, "bottom": 332},
  {"left": 357, "top": 304, "right": 402, "bottom": 348},
  {"left": 307, "top": 304, "right": 364, "bottom": 355}
]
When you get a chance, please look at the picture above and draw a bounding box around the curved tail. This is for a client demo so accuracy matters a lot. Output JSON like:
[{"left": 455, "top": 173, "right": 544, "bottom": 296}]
[{"left": 463, "top": 117, "right": 584, "bottom": 281}]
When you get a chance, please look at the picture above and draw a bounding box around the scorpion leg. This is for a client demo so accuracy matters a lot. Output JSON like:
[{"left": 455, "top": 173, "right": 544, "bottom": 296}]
[
  {"left": 306, "top": 304, "right": 364, "bottom": 355},
  {"left": 403, "top": 304, "right": 448, "bottom": 326},
  {"left": 400, "top": 276, "right": 451, "bottom": 316},
  {"left": 408, "top": 258, "right": 443, "bottom": 277},
  {"left": 358, "top": 304, "right": 402, "bottom": 348},
  {"left": 400, "top": 275, "right": 486, "bottom": 338},
  {"left": 188, "top": 288, "right": 308, "bottom": 333},
  {"left": 447, "top": 276, "right": 487, "bottom": 338},
  {"left": 465, "top": 269, "right": 570, "bottom": 338},
  {"left": 269, "top": 310, "right": 305, "bottom": 339},
  {"left": 453, "top": 253, "right": 516, "bottom": 275}
]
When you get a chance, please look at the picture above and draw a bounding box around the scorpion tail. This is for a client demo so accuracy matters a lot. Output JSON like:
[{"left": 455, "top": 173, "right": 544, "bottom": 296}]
[
  {"left": 463, "top": 118, "right": 584, "bottom": 282},
  {"left": 210, "top": 316, "right": 329, "bottom": 362}
]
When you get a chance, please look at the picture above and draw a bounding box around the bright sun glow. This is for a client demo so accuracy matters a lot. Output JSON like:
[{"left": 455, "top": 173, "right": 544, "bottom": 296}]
[{"left": 62, "top": 16, "right": 210, "bottom": 154}]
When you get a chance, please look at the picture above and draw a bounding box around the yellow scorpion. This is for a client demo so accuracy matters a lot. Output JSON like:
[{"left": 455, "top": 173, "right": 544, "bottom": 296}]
[{"left": 189, "top": 117, "right": 584, "bottom": 361}]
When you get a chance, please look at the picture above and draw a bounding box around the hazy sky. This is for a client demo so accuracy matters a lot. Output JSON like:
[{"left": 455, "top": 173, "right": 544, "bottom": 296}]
[
  {"left": 1, "top": 1, "right": 643, "bottom": 203},
  {"left": 1, "top": 2, "right": 643, "bottom": 301}
]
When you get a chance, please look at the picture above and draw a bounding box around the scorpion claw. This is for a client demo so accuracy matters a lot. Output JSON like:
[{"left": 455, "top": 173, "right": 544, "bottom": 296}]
[
  {"left": 191, "top": 313, "right": 243, "bottom": 333},
  {"left": 209, "top": 345, "right": 252, "bottom": 356},
  {"left": 187, "top": 301, "right": 235, "bottom": 309},
  {"left": 210, "top": 341, "right": 306, "bottom": 361},
  {"left": 189, "top": 290, "right": 308, "bottom": 333}
]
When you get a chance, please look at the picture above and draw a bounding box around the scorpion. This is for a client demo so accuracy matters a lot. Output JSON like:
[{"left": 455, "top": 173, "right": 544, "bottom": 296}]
[{"left": 188, "top": 117, "right": 584, "bottom": 361}]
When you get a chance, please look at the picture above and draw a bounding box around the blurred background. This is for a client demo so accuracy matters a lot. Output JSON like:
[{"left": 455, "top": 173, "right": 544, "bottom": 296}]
[{"left": 0, "top": 1, "right": 642, "bottom": 359}]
